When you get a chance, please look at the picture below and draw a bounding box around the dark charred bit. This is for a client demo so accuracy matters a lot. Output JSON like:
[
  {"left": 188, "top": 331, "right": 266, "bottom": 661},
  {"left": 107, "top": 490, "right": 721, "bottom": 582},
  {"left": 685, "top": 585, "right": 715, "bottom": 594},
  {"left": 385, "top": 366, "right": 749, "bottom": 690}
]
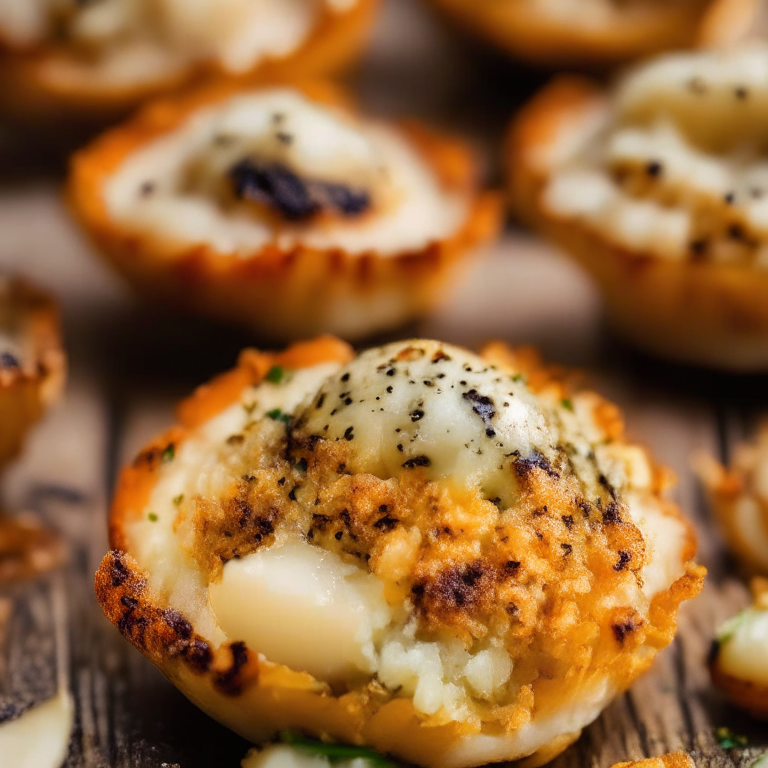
[
  {"left": 577, "top": 498, "right": 592, "bottom": 518},
  {"left": 413, "top": 561, "right": 489, "bottom": 613},
  {"left": 561, "top": 515, "right": 574, "bottom": 529},
  {"left": 613, "top": 618, "right": 641, "bottom": 644},
  {"left": 184, "top": 638, "right": 213, "bottom": 673},
  {"left": 214, "top": 641, "right": 251, "bottom": 696},
  {"left": 229, "top": 159, "right": 370, "bottom": 221},
  {"left": 432, "top": 350, "right": 452, "bottom": 363},
  {"left": 602, "top": 502, "right": 622, "bottom": 525},
  {"left": 110, "top": 554, "right": 130, "bottom": 587},
  {"left": 344, "top": 426, "right": 355, "bottom": 441},
  {"left": 373, "top": 515, "right": 399, "bottom": 531},
  {"left": 402, "top": 455, "right": 431, "bottom": 469},
  {"left": 560, "top": 543, "right": 573, "bottom": 557},
  {"left": 0, "top": 352, "right": 19, "bottom": 369},
  {"left": 163, "top": 609, "right": 193, "bottom": 640},
  {"left": 504, "top": 560, "right": 521, "bottom": 576},
  {"left": 462, "top": 389, "right": 496, "bottom": 437},
  {"left": 410, "top": 409, "right": 425, "bottom": 422},
  {"left": 598, "top": 473, "right": 617, "bottom": 499},
  {"left": 614, "top": 550, "right": 632, "bottom": 571},
  {"left": 514, "top": 451, "right": 559, "bottom": 479}
]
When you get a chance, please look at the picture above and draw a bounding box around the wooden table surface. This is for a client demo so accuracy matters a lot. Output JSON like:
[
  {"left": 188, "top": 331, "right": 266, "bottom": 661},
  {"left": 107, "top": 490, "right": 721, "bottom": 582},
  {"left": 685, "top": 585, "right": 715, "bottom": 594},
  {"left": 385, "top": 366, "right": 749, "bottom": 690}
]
[{"left": 0, "top": 1, "right": 767, "bottom": 766}]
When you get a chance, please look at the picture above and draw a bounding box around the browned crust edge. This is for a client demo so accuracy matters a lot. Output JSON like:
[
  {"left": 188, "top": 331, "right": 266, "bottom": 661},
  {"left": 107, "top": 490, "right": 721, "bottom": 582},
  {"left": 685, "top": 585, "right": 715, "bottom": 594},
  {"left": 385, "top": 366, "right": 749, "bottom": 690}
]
[{"left": 427, "top": 0, "right": 756, "bottom": 66}]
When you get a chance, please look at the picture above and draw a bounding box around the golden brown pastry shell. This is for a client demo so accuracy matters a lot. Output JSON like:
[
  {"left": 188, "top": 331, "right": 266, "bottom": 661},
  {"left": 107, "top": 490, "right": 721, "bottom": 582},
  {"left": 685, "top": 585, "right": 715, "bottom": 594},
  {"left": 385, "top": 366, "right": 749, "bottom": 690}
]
[
  {"left": 68, "top": 80, "right": 501, "bottom": 343},
  {"left": 95, "top": 336, "right": 704, "bottom": 768},
  {"left": 0, "top": 279, "right": 66, "bottom": 469},
  {"left": 426, "top": 0, "right": 756, "bottom": 67},
  {"left": 0, "top": 0, "right": 380, "bottom": 124},
  {"left": 506, "top": 76, "right": 768, "bottom": 371}
]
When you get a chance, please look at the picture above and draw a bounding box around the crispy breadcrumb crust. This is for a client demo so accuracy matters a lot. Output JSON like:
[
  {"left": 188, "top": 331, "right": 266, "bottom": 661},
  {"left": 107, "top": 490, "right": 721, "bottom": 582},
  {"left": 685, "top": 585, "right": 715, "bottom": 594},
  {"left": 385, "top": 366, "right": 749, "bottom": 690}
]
[
  {"left": 95, "top": 336, "right": 704, "bottom": 768},
  {"left": 0, "top": 0, "right": 380, "bottom": 124},
  {"left": 426, "top": 0, "right": 756, "bottom": 67},
  {"left": 67, "top": 81, "right": 501, "bottom": 342},
  {"left": 709, "top": 577, "right": 768, "bottom": 719},
  {"left": 0, "top": 279, "right": 66, "bottom": 469},
  {"left": 506, "top": 76, "right": 768, "bottom": 371},
  {"left": 696, "top": 439, "right": 768, "bottom": 576}
]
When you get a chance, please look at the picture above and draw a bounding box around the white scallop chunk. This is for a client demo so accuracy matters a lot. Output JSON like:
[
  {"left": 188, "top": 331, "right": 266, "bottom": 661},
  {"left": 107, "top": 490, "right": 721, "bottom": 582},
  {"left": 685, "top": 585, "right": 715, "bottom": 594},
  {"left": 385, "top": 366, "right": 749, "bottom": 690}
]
[
  {"left": 298, "top": 340, "right": 558, "bottom": 507},
  {"left": 209, "top": 541, "right": 391, "bottom": 682}
]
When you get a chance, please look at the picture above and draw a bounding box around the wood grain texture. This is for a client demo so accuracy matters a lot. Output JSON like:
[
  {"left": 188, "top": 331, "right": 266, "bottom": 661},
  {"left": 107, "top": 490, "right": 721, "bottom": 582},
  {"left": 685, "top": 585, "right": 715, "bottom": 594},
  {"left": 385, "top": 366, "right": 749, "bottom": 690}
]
[{"left": 1, "top": 0, "right": 767, "bottom": 766}]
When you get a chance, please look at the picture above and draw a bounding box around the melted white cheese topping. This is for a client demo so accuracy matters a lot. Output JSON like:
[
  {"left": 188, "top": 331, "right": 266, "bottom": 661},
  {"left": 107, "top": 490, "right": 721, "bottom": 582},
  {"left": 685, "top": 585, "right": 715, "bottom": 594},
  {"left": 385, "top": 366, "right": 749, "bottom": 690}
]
[
  {"left": 298, "top": 340, "right": 558, "bottom": 507},
  {"left": 104, "top": 89, "right": 468, "bottom": 257},
  {"left": 0, "top": 0, "right": 359, "bottom": 79},
  {"left": 543, "top": 44, "right": 768, "bottom": 265}
]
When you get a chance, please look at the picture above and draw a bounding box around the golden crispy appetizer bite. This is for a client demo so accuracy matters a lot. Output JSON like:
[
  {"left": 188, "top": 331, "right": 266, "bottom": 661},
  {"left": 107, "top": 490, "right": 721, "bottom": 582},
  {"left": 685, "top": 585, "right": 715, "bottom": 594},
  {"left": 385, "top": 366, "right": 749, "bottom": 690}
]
[
  {"left": 0, "top": 0, "right": 379, "bottom": 122},
  {"left": 69, "top": 82, "right": 500, "bottom": 342},
  {"left": 697, "top": 425, "right": 768, "bottom": 575},
  {"left": 508, "top": 44, "right": 768, "bottom": 371},
  {"left": 426, "top": 0, "right": 756, "bottom": 67},
  {"left": 710, "top": 577, "right": 768, "bottom": 719},
  {"left": 0, "top": 277, "right": 65, "bottom": 470},
  {"left": 95, "top": 335, "right": 704, "bottom": 768}
]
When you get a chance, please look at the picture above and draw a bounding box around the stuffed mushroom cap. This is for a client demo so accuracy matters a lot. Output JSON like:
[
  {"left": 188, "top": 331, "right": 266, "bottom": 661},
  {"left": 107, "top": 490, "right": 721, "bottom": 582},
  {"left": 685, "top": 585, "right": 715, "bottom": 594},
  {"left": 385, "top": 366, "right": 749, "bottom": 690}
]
[{"left": 95, "top": 336, "right": 704, "bottom": 768}]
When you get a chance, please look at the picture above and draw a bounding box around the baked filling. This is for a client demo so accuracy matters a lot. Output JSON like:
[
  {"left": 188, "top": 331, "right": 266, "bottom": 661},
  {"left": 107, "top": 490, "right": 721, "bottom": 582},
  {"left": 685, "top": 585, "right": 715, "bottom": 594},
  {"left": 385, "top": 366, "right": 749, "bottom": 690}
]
[
  {"left": 0, "top": 0, "right": 360, "bottom": 81},
  {"left": 543, "top": 45, "right": 768, "bottom": 266},
  {"left": 504, "top": 0, "right": 704, "bottom": 26},
  {"left": 0, "top": 278, "right": 29, "bottom": 377},
  {"left": 103, "top": 88, "right": 468, "bottom": 256},
  {"left": 120, "top": 338, "right": 697, "bottom": 761}
]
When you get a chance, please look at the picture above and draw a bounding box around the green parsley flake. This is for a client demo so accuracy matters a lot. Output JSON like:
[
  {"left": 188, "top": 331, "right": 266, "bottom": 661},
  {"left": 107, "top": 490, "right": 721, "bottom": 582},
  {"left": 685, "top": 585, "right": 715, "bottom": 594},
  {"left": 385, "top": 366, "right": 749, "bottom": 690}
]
[
  {"left": 715, "top": 727, "right": 748, "bottom": 749},
  {"left": 265, "top": 365, "right": 286, "bottom": 384},
  {"left": 278, "top": 732, "right": 398, "bottom": 768},
  {"left": 561, "top": 398, "right": 574, "bottom": 412},
  {"left": 512, "top": 374, "right": 525, "bottom": 383},
  {"left": 148, "top": 512, "right": 158, "bottom": 522},
  {"left": 173, "top": 494, "right": 184, "bottom": 507},
  {"left": 267, "top": 408, "right": 291, "bottom": 424},
  {"left": 161, "top": 444, "right": 175, "bottom": 463}
]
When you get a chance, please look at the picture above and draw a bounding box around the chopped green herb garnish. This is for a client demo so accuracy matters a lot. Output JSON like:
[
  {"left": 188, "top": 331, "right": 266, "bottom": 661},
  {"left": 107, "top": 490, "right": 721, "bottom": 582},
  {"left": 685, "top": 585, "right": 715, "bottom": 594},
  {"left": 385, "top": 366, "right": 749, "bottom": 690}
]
[
  {"left": 173, "top": 494, "right": 184, "bottom": 507},
  {"left": 161, "top": 444, "right": 175, "bottom": 463},
  {"left": 148, "top": 512, "right": 158, "bottom": 522},
  {"left": 715, "top": 727, "right": 748, "bottom": 749},
  {"left": 265, "top": 365, "right": 286, "bottom": 384},
  {"left": 512, "top": 373, "right": 525, "bottom": 383},
  {"left": 295, "top": 458, "right": 308, "bottom": 472},
  {"left": 561, "top": 398, "right": 574, "bottom": 412},
  {"left": 278, "top": 732, "right": 398, "bottom": 768},
  {"left": 717, "top": 610, "right": 748, "bottom": 644},
  {"left": 267, "top": 408, "right": 291, "bottom": 424}
]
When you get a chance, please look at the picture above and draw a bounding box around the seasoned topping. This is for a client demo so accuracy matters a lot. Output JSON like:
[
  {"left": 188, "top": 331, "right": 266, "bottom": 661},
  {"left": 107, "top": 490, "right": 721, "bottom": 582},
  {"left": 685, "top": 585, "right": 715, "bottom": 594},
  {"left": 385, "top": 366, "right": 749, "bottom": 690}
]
[{"left": 295, "top": 340, "right": 558, "bottom": 507}]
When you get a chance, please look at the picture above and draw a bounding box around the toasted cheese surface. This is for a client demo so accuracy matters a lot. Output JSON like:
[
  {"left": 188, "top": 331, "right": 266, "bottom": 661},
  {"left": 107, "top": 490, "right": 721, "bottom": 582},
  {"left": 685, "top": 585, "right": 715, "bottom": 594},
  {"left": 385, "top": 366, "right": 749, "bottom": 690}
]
[
  {"left": 543, "top": 45, "right": 768, "bottom": 267},
  {"left": 0, "top": 0, "right": 359, "bottom": 80},
  {"left": 104, "top": 89, "right": 468, "bottom": 257},
  {"left": 120, "top": 337, "right": 695, "bottom": 757},
  {"left": 526, "top": 0, "right": 704, "bottom": 27}
]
